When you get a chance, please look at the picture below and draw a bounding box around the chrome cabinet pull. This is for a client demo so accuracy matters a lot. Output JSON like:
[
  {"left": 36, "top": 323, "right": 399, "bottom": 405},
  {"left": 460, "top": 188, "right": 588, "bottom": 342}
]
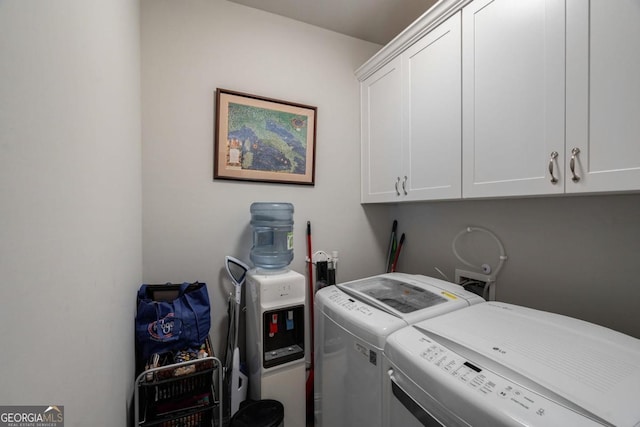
[
  {"left": 395, "top": 177, "right": 400, "bottom": 196},
  {"left": 548, "top": 151, "right": 559, "bottom": 184},
  {"left": 570, "top": 147, "right": 581, "bottom": 183},
  {"left": 402, "top": 176, "right": 408, "bottom": 195}
]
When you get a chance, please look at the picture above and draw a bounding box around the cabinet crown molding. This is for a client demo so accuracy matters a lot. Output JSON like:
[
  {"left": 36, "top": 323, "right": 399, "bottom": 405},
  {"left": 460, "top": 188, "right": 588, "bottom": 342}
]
[{"left": 355, "top": 0, "right": 473, "bottom": 81}]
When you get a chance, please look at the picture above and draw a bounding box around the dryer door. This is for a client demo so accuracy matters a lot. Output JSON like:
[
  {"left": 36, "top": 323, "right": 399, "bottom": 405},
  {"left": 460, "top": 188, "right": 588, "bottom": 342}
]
[
  {"left": 384, "top": 362, "right": 471, "bottom": 427},
  {"left": 390, "top": 378, "right": 444, "bottom": 427}
]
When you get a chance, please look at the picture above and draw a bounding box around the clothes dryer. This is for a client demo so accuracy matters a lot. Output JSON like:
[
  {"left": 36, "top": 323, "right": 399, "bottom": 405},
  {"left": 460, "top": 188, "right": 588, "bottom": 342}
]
[
  {"left": 314, "top": 273, "right": 484, "bottom": 427},
  {"left": 383, "top": 302, "right": 640, "bottom": 427}
]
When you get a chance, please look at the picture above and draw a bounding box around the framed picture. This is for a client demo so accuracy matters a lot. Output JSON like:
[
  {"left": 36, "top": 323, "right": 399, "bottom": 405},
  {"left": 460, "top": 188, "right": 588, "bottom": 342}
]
[{"left": 214, "top": 88, "right": 317, "bottom": 185}]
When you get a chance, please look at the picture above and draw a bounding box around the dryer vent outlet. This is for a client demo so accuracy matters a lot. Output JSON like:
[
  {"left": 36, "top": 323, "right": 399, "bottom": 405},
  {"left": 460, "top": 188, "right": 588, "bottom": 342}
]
[{"left": 455, "top": 269, "right": 493, "bottom": 299}]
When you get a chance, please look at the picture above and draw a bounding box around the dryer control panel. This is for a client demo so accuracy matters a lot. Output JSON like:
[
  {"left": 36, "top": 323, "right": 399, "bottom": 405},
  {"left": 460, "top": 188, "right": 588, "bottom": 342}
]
[
  {"left": 385, "top": 327, "right": 608, "bottom": 427},
  {"left": 419, "top": 339, "right": 542, "bottom": 411}
]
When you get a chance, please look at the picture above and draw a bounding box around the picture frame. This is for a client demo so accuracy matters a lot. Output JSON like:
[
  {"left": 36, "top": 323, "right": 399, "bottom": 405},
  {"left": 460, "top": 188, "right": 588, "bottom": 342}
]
[{"left": 214, "top": 88, "right": 317, "bottom": 185}]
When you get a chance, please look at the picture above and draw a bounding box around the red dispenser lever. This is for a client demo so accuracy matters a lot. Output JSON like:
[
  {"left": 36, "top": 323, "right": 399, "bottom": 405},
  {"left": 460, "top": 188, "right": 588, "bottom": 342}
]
[{"left": 269, "top": 313, "right": 278, "bottom": 337}]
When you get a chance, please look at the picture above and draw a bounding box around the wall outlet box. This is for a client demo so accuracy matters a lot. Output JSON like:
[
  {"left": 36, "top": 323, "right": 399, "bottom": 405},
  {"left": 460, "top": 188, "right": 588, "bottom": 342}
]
[
  {"left": 455, "top": 269, "right": 495, "bottom": 300},
  {"left": 454, "top": 269, "right": 492, "bottom": 285}
]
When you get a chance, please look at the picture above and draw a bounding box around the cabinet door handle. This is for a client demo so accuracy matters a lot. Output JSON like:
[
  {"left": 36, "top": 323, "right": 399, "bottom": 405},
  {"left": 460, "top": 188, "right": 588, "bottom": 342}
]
[
  {"left": 570, "top": 147, "right": 581, "bottom": 183},
  {"left": 548, "top": 151, "right": 559, "bottom": 184},
  {"left": 395, "top": 177, "right": 401, "bottom": 196},
  {"left": 402, "top": 176, "right": 408, "bottom": 195}
]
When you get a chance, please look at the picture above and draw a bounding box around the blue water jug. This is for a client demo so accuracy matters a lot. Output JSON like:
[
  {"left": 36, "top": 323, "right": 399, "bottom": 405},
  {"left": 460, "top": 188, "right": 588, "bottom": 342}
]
[{"left": 250, "top": 202, "right": 294, "bottom": 269}]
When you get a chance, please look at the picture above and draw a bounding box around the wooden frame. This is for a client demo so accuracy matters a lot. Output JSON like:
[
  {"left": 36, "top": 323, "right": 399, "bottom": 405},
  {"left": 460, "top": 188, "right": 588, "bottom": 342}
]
[{"left": 214, "top": 88, "right": 317, "bottom": 185}]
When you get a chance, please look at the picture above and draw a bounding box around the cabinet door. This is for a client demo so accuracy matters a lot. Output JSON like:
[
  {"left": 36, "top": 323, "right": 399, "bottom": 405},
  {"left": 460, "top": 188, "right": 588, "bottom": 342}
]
[
  {"left": 462, "top": 0, "right": 565, "bottom": 198},
  {"left": 402, "top": 11, "right": 462, "bottom": 201},
  {"left": 566, "top": 0, "right": 640, "bottom": 193},
  {"left": 361, "top": 57, "right": 403, "bottom": 203}
]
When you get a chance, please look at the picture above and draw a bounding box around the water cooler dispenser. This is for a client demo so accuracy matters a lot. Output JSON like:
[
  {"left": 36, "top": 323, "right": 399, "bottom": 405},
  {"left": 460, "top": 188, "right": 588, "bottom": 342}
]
[{"left": 246, "top": 203, "right": 306, "bottom": 427}]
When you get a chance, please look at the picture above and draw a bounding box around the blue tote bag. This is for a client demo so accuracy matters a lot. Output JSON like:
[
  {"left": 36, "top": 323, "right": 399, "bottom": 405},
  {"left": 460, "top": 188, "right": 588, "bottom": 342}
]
[{"left": 135, "top": 282, "right": 211, "bottom": 360}]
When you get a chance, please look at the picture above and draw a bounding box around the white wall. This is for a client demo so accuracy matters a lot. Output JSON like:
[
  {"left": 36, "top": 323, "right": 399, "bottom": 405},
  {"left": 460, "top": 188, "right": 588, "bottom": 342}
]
[
  {"left": 140, "top": 0, "right": 386, "bottom": 355},
  {"left": 391, "top": 194, "right": 640, "bottom": 339},
  {"left": 0, "top": 1, "right": 141, "bottom": 426}
]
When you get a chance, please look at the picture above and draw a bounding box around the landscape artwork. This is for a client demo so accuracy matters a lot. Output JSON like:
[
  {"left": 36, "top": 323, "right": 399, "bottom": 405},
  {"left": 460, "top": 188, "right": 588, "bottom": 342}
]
[{"left": 215, "top": 89, "right": 317, "bottom": 185}]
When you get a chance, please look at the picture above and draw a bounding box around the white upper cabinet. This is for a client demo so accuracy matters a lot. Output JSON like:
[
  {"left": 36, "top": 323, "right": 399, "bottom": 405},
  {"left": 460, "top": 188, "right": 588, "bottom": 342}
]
[
  {"left": 360, "top": 12, "right": 462, "bottom": 203},
  {"left": 358, "top": 0, "right": 640, "bottom": 203},
  {"left": 402, "top": 12, "right": 462, "bottom": 201},
  {"left": 360, "top": 57, "right": 403, "bottom": 202},
  {"left": 566, "top": 0, "right": 640, "bottom": 193},
  {"left": 462, "top": 0, "right": 565, "bottom": 198}
]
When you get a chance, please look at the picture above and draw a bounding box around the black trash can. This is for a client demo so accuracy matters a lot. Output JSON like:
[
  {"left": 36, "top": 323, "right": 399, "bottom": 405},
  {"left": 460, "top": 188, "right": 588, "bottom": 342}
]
[{"left": 230, "top": 399, "right": 284, "bottom": 427}]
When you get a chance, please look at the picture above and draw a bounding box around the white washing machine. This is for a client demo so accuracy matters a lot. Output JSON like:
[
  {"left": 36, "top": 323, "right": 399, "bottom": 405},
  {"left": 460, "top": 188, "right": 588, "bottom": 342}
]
[
  {"left": 314, "top": 273, "right": 484, "bottom": 427},
  {"left": 383, "top": 302, "right": 640, "bottom": 427}
]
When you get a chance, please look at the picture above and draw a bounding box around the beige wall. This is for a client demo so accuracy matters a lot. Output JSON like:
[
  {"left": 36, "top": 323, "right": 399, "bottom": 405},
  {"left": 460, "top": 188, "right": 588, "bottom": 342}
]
[
  {"left": 0, "top": 1, "right": 142, "bottom": 425},
  {"left": 140, "top": 0, "right": 385, "bottom": 355},
  {"left": 391, "top": 194, "right": 640, "bottom": 338}
]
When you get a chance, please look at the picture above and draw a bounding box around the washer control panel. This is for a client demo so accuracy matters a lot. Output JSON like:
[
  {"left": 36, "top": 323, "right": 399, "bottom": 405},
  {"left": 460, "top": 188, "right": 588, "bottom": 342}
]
[{"left": 325, "top": 287, "right": 375, "bottom": 316}]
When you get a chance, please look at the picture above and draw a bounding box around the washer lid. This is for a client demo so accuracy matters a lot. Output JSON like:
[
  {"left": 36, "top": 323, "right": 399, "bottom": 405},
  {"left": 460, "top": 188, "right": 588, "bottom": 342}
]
[{"left": 338, "top": 275, "right": 447, "bottom": 315}]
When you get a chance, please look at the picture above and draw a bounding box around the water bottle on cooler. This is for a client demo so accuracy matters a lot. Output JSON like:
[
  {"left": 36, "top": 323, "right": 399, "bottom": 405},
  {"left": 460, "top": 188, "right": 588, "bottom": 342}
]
[{"left": 250, "top": 202, "right": 294, "bottom": 270}]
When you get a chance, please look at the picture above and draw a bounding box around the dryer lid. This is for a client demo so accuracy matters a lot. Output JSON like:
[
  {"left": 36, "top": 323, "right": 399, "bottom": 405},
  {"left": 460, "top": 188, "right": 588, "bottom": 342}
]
[{"left": 412, "top": 302, "right": 640, "bottom": 427}]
